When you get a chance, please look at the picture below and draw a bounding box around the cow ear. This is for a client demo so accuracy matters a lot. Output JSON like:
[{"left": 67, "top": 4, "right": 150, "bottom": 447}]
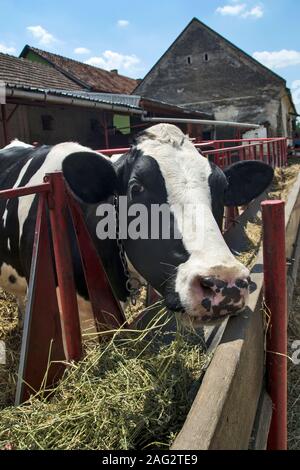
[
  {"left": 62, "top": 152, "right": 117, "bottom": 204},
  {"left": 224, "top": 160, "right": 274, "bottom": 206}
]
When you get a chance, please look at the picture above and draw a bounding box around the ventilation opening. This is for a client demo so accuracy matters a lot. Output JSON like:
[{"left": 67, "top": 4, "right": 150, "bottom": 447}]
[
  {"left": 187, "top": 56, "right": 192, "bottom": 65},
  {"left": 204, "top": 53, "right": 209, "bottom": 62}
]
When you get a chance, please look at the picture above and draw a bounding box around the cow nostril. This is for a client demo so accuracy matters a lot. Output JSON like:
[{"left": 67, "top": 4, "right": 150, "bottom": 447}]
[
  {"left": 201, "top": 277, "right": 215, "bottom": 288},
  {"left": 235, "top": 278, "right": 249, "bottom": 289},
  {"left": 201, "top": 298, "right": 212, "bottom": 311}
]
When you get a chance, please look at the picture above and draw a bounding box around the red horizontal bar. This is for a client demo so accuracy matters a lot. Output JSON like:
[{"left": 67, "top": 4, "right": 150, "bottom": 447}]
[
  {"left": 0, "top": 182, "right": 51, "bottom": 200},
  {"left": 97, "top": 147, "right": 130, "bottom": 156},
  {"left": 201, "top": 141, "right": 279, "bottom": 156},
  {"left": 96, "top": 139, "right": 287, "bottom": 157},
  {"left": 197, "top": 138, "right": 287, "bottom": 144}
]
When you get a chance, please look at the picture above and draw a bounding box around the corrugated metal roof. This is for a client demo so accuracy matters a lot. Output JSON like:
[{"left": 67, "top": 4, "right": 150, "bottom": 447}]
[{"left": 6, "top": 83, "right": 142, "bottom": 109}]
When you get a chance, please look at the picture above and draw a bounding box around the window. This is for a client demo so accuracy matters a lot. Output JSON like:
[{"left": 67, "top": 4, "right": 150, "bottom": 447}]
[
  {"left": 187, "top": 56, "right": 192, "bottom": 65},
  {"left": 41, "top": 115, "right": 54, "bottom": 131},
  {"left": 204, "top": 53, "right": 209, "bottom": 62}
]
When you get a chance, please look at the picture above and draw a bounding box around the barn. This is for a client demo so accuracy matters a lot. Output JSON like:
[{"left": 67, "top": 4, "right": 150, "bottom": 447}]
[
  {"left": 0, "top": 49, "right": 213, "bottom": 149},
  {"left": 134, "top": 18, "right": 298, "bottom": 140}
]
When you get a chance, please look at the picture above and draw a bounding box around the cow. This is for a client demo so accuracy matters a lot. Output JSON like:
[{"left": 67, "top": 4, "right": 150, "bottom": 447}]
[{"left": 0, "top": 124, "right": 273, "bottom": 327}]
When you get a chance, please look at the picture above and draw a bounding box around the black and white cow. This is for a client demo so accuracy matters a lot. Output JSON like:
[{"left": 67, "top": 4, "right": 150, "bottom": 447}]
[{"left": 0, "top": 125, "right": 273, "bottom": 326}]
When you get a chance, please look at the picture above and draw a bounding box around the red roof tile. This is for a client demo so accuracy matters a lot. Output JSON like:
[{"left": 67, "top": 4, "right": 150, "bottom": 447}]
[
  {"left": 22, "top": 46, "right": 138, "bottom": 94},
  {"left": 0, "top": 52, "right": 84, "bottom": 90}
]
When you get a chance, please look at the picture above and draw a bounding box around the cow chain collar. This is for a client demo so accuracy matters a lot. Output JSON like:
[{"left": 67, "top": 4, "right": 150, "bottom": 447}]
[{"left": 113, "top": 194, "right": 143, "bottom": 306}]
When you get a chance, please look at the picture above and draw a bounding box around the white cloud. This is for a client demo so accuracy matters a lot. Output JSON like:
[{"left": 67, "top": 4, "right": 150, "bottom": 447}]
[
  {"left": 216, "top": 3, "right": 264, "bottom": 19},
  {"left": 242, "top": 5, "right": 264, "bottom": 18},
  {"left": 117, "top": 19, "right": 129, "bottom": 28},
  {"left": 85, "top": 50, "right": 140, "bottom": 72},
  {"left": 27, "top": 25, "right": 56, "bottom": 45},
  {"left": 74, "top": 47, "right": 91, "bottom": 55},
  {"left": 253, "top": 50, "right": 300, "bottom": 69},
  {"left": 216, "top": 3, "right": 246, "bottom": 16},
  {"left": 0, "top": 43, "right": 16, "bottom": 54}
]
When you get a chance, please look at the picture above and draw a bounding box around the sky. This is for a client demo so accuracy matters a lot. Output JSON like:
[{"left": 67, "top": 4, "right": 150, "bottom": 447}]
[{"left": 0, "top": 0, "right": 299, "bottom": 113}]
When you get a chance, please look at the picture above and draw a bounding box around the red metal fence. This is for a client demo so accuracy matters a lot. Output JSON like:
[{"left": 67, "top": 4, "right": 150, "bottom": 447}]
[
  {"left": 196, "top": 138, "right": 288, "bottom": 169},
  {"left": 0, "top": 173, "right": 126, "bottom": 404},
  {"left": 98, "top": 137, "right": 288, "bottom": 169}
]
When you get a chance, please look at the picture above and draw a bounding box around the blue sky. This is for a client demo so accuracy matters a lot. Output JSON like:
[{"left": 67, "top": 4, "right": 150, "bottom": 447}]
[{"left": 0, "top": 0, "right": 299, "bottom": 112}]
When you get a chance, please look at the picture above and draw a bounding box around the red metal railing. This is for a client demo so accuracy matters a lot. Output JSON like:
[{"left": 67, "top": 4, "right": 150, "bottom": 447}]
[
  {"left": 97, "top": 137, "right": 288, "bottom": 169},
  {"left": 0, "top": 174, "right": 126, "bottom": 404},
  {"left": 196, "top": 138, "right": 288, "bottom": 169}
]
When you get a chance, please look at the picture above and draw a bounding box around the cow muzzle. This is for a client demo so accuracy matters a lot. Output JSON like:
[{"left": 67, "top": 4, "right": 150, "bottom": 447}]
[
  {"left": 176, "top": 265, "right": 255, "bottom": 326},
  {"left": 187, "top": 274, "right": 253, "bottom": 325}
]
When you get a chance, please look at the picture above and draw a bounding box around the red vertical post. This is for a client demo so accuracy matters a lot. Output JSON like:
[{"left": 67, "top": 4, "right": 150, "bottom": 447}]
[
  {"left": 260, "top": 141, "right": 264, "bottom": 163},
  {"left": 1, "top": 104, "right": 8, "bottom": 146},
  {"left": 281, "top": 140, "right": 284, "bottom": 167},
  {"left": 267, "top": 142, "right": 272, "bottom": 166},
  {"left": 46, "top": 172, "right": 82, "bottom": 361},
  {"left": 273, "top": 142, "right": 278, "bottom": 168},
  {"left": 224, "top": 206, "right": 237, "bottom": 231},
  {"left": 252, "top": 144, "right": 256, "bottom": 161},
  {"left": 215, "top": 148, "right": 220, "bottom": 168},
  {"left": 262, "top": 200, "right": 287, "bottom": 450},
  {"left": 103, "top": 113, "right": 109, "bottom": 149},
  {"left": 284, "top": 138, "right": 288, "bottom": 166}
]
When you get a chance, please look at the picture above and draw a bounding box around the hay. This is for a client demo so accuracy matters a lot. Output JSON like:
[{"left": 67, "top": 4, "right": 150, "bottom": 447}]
[
  {"left": 124, "top": 286, "right": 147, "bottom": 323},
  {"left": 236, "top": 163, "right": 300, "bottom": 269},
  {"left": 0, "top": 309, "right": 208, "bottom": 450},
  {"left": 0, "top": 288, "right": 21, "bottom": 408}
]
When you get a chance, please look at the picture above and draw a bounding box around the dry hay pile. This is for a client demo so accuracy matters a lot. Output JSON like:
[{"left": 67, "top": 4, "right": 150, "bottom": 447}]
[
  {"left": 236, "top": 164, "right": 300, "bottom": 269},
  {"left": 0, "top": 311, "right": 208, "bottom": 450},
  {"left": 0, "top": 288, "right": 21, "bottom": 408}
]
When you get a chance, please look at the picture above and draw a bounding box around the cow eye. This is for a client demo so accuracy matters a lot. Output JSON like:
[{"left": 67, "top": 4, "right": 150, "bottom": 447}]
[{"left": 130, "top": 183, "right": 144, "bottom": 199}]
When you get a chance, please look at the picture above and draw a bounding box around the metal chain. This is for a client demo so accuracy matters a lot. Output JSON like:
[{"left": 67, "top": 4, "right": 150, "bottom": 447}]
[{"left": 113, "top": 194, "right": 142, "bottom": 305}]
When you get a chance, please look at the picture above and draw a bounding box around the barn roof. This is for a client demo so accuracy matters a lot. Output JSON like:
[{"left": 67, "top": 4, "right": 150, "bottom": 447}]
[
  {"left": 20, "top": 45, "right": 138, "bottom": 94},
  {"left": 0, "top": 52, "right": 83, "bottom": 91}
]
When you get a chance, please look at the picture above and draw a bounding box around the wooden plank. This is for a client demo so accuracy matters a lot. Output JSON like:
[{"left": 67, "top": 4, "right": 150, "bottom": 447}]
[
  {"left": 172, "top": 171, "right": 300, "bottom": 450},
  {"left": 287, "top": 223, "right": 300, "bottom": 315},
  {"left": 249, "top": 390, "right": 273, "bottom": 450},
  {"left": 285, "top": 172, "right": 300, "bottom": 259}
]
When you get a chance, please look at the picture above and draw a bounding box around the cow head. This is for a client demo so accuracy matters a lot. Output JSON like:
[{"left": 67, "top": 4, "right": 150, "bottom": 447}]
[{"left": 62, "top": 124, "right": 273, "bottom": 326}]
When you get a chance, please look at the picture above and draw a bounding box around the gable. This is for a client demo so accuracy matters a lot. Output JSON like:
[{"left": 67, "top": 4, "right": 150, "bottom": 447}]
[{"left": 134, "top": 18, "right": 285, "bottom": 105}]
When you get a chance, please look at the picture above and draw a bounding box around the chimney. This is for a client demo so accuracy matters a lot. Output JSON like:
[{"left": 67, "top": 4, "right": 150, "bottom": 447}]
[{"left": 110, "top": 69, "right": 118, "bottom": 75}]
